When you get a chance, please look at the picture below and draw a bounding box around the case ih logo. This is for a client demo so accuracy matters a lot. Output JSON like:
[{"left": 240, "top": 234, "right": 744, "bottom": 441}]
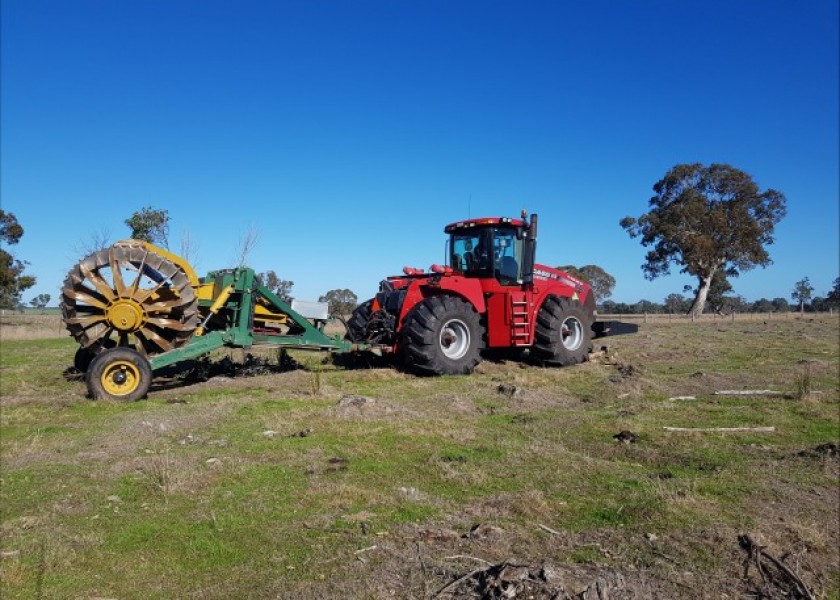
[{"left": 534, "top": 268, "right": 584, "bottom": 291}]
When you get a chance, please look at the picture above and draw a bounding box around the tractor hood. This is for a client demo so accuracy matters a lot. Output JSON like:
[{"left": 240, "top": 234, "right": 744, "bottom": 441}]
[{"left": 533, "top": 264, "right": 590, "bottom": 294}]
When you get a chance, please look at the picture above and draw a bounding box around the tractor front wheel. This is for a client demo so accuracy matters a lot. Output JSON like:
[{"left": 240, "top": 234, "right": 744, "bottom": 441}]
[
  {"left": 400, "top": 296, "right": 483, "bottom": 375},
  {"left": 86, "top": 347, "right": 152, "bottom": 401},
  {"left": 345, "top": 299, "right": 374, "bottom": 342},
  {"left": 533, "top": 296, "right": 593, "bottom": 366}
]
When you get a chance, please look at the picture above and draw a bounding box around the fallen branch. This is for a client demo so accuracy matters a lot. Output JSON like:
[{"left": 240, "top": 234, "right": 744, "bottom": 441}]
[
  {"left": 739, "top": 534, "right": 815, "bottom": 600},
  {"left": 354, "top": 545, "right": 377, "bottom": 555},
  {"left": 668, "top": 396, "right": 696, "bottom": 401},
  {"left": 714, "top": 390, "right": 784, "bottom": 396},
  {"left": 434, "top": 560, "right": 531, "bottom": 598},
  {"left": 433, "top": 567, "right": 485, "bottom": 597},
  {"left": 644, "top": 539, "right": 679, "bottom": 565},
  {"left": 443, "top": 555, "right": 493, "bottom": 566},
  {"left": 663, "top": 426, "right": 775, "bottom": 433},
  {"left": 538, "top": 524, "right": 562, "bottom": 536}
]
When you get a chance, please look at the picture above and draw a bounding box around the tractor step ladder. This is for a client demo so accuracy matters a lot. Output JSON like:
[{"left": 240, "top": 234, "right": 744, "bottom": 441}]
[{"left": 510, "top": 292, "right": 532, "bottom": 346}]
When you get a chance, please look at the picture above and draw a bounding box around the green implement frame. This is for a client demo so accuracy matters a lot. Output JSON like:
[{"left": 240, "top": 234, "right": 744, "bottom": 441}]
[
  {"left": 67, "top": 245, "right": 383, "bottom": 402},
  {"left": 149, "top": 267, "right": 373, "bottom": 372}
]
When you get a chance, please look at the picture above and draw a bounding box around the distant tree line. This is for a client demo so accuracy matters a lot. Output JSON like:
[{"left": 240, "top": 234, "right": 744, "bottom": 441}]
[
  {"left": 599, "top": 277, "right": 839, "bottom": 315},
  {"left": 6, "top": 200, "right": 838, "bottom": 320}
]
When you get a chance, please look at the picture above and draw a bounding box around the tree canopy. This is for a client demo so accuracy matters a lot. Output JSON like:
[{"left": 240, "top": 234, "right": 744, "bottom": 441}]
[
  {"left": 125, "top": 206, "right": 170, "bottom": 248},
  {"left": 1, "top": 210, "right": 24, "bottom": 243},
  {"left": 825, "top": 278, "right": 840, "bottom": 310},
  {"left": 771, "top": 297, "right": 790, "bottom": 313},
  {"left": 830, "top": 278, "right": 840, "bottom": 302},
  {"left": 663, "top": 293, "right": 690, "bottom": 314},
  {"left": 621, "top": 163, "right": 786, "bottom": 316},
  {"left": 257, "top": 271, "right": 294, "bottom": 302},
  {"left": 319, "top": 288, "right": 358, "bottom": 316},
  {"left": 791, "top": 277, "right": 814, "bottom": 314},
  {"left": 558, "top": 264, "right": 616, "bottom": 300},
  {"left": 30, "top": 293, "right": 51, "bottom": 309},
  {"left": 0, "top": 210, "right": 36, "bottom": 309}
]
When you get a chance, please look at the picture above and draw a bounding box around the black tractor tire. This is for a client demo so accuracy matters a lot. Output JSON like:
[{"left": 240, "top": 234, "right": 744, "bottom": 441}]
[
  {"left": 533, "top": 296, "right": 593, "bottom": 366},
  {"left": 400, "top": 295, "right": 484, "bottom": 375},
  {"left": 73, "top": 338, "right": 118, "bottom": 373},
  {"left": 74, "top": 347, "right": 95, "bottom": 373},
  {"left": 345, "top": 299, "right": 374, "bottom": 342},
  {"left": 86, "top": 347, "right": 152, "bottom": 401}
]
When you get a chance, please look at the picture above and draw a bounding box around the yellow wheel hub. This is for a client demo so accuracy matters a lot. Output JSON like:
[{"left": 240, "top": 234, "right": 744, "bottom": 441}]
[
  {"left": 106, "top": 300, "right": 145, "bottom": 332},
  {"left": 100, "top": 361, "right": 141, "bottom": 396}
]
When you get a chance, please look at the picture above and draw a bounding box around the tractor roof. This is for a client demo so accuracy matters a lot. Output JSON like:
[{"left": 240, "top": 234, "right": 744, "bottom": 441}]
[{"left": 444, "top": 217, "right": 526, "bottom": 233}]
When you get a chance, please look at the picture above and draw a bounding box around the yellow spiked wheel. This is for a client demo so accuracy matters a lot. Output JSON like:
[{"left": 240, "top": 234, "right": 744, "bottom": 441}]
[
  {"left": 61, "top": 242, "right": 199, "bottom": 358},
  {"left": 86, "top": 347, "right": 152, "bottom": 401}
]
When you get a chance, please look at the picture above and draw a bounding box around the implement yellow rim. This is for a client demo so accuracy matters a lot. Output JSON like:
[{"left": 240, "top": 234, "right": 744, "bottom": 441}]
[{"left": 100, "top": 361, "right": 142, "bottom": 396}]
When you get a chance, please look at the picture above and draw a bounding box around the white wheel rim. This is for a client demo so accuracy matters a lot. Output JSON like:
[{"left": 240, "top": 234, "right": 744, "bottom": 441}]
[
  {"left": 561, "top": 316, "right": 584, "bottom": 351},
  {"left": 439, "top": 318, "right": 471, "bottom": 360}
]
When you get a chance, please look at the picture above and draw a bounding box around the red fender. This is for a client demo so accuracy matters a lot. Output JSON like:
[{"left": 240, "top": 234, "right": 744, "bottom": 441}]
[{"left": 397, "top": 276, "right": 486, "bottom": 327}]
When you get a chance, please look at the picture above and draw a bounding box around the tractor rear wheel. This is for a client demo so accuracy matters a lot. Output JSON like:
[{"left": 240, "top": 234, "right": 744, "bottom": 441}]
[
  {"left": 86, "top": 347, "right": 152, "bottom": 401},
  {"left": 400, "top": 296, "right": 483, "bottom": 375},
  {"left": 345, "top": 299, "right": 373, "bottom": 342},
  {"left": 533, "top": 296, "right": 593, "bottom": 366}
]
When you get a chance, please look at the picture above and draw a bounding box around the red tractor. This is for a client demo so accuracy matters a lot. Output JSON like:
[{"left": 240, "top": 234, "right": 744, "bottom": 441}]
[{"left": 346, "top": 212, "right": 600, "bottom": 374}]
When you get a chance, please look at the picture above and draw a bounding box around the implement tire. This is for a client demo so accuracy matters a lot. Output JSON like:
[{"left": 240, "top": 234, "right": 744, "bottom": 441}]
[
  {"left": 400, "top": 296, "right": 483, "bottom": 375},
  {"left": 74, "top": 347, "right": 95, "bottom": 373},
  {"left": 345, "top": 299, "right": 373, "bottom": 342},
  {"left": 86, "top": 347, "right": 152, "bottom": 401},
  {"left": 533, "top": 296, "right": 593, "bottom": 366}
]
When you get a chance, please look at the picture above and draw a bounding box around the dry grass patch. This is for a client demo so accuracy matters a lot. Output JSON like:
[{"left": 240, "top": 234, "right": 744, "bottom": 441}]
[{"left": 0, "top": 314, "right": 64, "bottom": 340}]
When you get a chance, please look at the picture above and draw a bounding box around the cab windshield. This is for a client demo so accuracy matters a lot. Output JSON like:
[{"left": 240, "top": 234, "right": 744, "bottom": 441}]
[{"left": 450, "top": 226, "right": 523, "bottom": 285}]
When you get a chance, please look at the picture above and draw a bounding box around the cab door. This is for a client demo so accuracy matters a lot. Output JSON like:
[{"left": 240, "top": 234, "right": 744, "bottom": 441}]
[{"left": 484, "top": 228, "right": 532, "bottom": 347}]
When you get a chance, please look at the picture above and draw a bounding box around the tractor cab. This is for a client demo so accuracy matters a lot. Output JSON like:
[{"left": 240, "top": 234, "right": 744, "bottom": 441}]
[{"left": 444, "top": 216, "right": 534, "bottom": 286}]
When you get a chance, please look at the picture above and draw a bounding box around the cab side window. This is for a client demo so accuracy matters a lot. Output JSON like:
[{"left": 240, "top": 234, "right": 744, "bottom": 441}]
[{"left": 494, "top": 229, "right": 523, "bottom": 285}]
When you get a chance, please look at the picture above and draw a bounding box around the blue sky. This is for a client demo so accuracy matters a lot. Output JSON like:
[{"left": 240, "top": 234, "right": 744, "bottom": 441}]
[{"left": 2, "top": 0, "right": 838, "bottom": 306}]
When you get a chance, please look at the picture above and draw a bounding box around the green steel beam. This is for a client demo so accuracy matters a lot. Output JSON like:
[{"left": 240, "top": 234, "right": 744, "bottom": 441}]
[
  {"left": 149, "top": 330, "right": 227, "bottom": 371},
  {"left": 253, "top": 281, "right": 342, "bottom": 348}
]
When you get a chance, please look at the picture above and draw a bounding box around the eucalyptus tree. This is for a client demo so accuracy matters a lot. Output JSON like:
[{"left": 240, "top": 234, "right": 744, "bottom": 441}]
[
  {"left": 621, "top": 163, "right": 786, "bottom": 316},
  {"left": 0, "top": 210, "right": 35, "bottom": 309}
]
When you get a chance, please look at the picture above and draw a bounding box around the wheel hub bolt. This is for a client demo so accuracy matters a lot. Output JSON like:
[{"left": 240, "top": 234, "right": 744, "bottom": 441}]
[{"left": 113, "top": 369, "right": 127, "bottom": 385}]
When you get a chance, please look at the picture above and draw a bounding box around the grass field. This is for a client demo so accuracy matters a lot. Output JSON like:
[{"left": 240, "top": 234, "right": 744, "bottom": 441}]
[{"left": 1, "top": 315, "right": 838, "bottom": 599}]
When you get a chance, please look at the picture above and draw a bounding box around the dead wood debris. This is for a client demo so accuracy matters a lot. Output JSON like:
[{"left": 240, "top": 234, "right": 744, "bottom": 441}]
[
  {"left": 434, "top": 560, "right": 647, "bottom": 599},
  {"left": 497, "top": 383, "right": 521, "bottom": 398},
  {"left": 796, "top": 442, "right": 838, "bottom": 458},
  {"left": 336, "top": 394, "right": 375, "bottom": 408},
  {"left": 663, "top": 426, "right": 775, "bottom": 433},
  {"left": 538, "top": 524, "right": 562, "bottom": 536},
  {"left": 738, "top": 534, "right": 816, "bottom": 600},
  {"left": 613, "top": 431, "right": 637, "bottom": 443},
  {"left": 289, "top": 428, "right": 313, "bottom": 438},
  {"left": 714, "top": 390, "right": 784, "bottom": 396}
]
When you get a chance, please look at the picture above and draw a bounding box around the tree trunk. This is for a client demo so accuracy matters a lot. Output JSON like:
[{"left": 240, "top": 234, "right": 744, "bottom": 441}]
[{"left": 687, "top": 272, "right": 713, "bottom": 317}]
